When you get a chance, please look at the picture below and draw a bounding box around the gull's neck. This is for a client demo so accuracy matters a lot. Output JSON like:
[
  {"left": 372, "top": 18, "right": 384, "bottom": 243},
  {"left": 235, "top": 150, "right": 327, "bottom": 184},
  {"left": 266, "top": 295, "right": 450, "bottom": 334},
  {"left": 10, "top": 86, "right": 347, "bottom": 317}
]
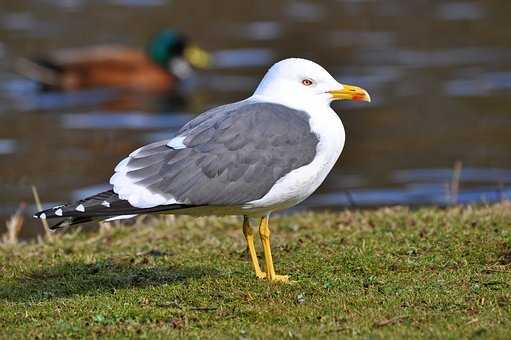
[{"left": 249, "top": 94, "right": 330, "bottom": 113}]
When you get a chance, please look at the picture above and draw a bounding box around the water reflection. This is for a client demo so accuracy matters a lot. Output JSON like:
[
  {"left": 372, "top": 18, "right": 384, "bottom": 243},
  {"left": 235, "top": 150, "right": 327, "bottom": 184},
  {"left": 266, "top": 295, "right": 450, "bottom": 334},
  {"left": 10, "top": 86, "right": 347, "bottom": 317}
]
[
  {"left": 6, "top": 87, "right": 120, "bottom": 111},
  {"left": 306, "top": 184, "right": 510, "bottom": 208},
  {"left": 360, "top": 48, "right": 511, "bottom": 68},
  {"left": 61, "top": 112, "right": 193, "bottom": 130},
  {"left": 211, "top": 49, "right": 274, "bottom": 68},
  {"left": 436, "top": 2, "right": 485, "bottom": 21},
  {"left": 235, "top": 22, "right": 282, "bottom": 41},
  {"left": 0, "top": 139, "right": 16, "bottom": 155},
  {"left": 285, "top": 2, "right": 325, "bottom": 22},
  {"left": 446, "top": 71, "right": 511, "bottom": 96},
  {"left": 393, "top": 168, "right": 511, "bottom": 184},
  {"left": 1, "top": 0, "right": 511, "bottom": 238}
]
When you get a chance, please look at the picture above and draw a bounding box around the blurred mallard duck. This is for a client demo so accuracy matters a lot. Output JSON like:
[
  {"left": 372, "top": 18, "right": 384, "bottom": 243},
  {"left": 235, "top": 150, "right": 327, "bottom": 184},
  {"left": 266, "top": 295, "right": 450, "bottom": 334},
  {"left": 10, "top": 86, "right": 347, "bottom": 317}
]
[{"left": 16, "top": 30, "right": 211, "bottom": 92}]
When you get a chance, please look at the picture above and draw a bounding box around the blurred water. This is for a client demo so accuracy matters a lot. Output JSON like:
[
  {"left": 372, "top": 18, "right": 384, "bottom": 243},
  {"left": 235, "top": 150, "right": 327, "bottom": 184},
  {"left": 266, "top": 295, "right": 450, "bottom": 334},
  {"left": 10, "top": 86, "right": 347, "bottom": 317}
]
[
  {"left": 0, "top": 139, "right": 16, "bottom": 155},
  {"left": 1, "top": 0, "right": 510, "bottom": 238},
  {"left": 60, "top": 112, "right": 193, "bottom": 129}
]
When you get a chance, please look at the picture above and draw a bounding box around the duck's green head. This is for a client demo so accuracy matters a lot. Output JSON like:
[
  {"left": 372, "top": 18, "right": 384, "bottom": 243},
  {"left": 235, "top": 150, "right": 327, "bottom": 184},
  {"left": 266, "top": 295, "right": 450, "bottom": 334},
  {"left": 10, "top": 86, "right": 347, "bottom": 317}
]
[{"left": 147, "top": 30, "right": 210, "bottom": 74}]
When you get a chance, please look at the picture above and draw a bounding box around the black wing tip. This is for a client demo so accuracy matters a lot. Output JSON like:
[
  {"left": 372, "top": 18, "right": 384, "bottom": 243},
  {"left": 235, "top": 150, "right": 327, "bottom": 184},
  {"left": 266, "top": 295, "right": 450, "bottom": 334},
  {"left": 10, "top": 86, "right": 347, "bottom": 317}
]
[
  {"left": 34, "top": 212, "right": 93, "bottom": 231},
  {"left": 33, "top": 211, "right": 47, "bottom": 219},
  {"left": 32, "top": 192, "right": 199, "bottom": 228},
  {"left": 33, "top": 208, "right": 59, "bottom": 220},
  {"left": 33, "top": 210, "right": 66, "bottom": 230}
]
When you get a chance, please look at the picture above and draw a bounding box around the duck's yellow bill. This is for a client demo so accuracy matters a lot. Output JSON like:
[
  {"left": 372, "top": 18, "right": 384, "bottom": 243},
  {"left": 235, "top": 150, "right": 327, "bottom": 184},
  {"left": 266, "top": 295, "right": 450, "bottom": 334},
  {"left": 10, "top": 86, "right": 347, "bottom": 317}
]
[{"left": 184, "top": 45, "right": 212, "bottom": 69}]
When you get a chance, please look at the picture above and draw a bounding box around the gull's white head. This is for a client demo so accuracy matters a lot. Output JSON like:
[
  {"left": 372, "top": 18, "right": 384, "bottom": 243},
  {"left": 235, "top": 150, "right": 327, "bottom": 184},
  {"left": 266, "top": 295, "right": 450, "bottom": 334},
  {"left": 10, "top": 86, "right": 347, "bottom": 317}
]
[{"left": 253, "top": 58, "right": 370, "bottom": 108}]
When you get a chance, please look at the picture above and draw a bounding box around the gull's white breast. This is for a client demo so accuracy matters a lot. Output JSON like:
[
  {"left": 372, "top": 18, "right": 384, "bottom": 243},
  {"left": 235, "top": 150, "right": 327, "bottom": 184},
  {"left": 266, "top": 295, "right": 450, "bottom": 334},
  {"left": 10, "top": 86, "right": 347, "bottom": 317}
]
[{"left": 244, "top": 104, "right": 345, "bottom": 214}]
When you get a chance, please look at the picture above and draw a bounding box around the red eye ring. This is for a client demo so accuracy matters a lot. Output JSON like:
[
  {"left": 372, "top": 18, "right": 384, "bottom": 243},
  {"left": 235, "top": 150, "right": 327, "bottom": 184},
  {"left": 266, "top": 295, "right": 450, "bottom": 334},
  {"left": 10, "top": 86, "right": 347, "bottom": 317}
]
[{"left": 302, "top": 79, "right": 313, "bottom": 86}]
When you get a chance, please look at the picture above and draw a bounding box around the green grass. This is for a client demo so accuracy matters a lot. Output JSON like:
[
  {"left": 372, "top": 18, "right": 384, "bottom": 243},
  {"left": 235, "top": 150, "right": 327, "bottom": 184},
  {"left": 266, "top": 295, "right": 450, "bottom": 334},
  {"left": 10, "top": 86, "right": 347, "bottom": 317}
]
[{"left": 1, "top": 204, "right": 510, "bottom": 339}]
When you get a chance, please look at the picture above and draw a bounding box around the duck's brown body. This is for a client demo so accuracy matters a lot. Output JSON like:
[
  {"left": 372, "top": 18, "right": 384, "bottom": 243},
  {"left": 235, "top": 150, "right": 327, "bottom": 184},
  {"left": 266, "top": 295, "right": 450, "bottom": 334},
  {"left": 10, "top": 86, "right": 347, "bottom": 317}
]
[{"left": 18, "top": 45, "right": 176, "bottom": 92}]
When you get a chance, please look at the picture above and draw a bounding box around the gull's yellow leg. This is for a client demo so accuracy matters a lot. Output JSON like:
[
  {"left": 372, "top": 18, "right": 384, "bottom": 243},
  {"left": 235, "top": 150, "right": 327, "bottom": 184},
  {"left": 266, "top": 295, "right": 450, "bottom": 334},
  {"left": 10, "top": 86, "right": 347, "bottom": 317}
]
[
  {"left": 259, "top": 215, "right": 289, "bottom": 283},
  {"left": 243, "top": 216, "right": 266, "bottom": 279}
]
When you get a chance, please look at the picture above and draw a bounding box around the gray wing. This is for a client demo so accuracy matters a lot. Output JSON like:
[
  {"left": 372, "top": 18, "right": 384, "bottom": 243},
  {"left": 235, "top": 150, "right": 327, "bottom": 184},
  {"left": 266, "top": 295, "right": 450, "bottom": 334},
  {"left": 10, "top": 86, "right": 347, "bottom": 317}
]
[{"left": 113, "top": 101, "right": 319, "bottom": 206}]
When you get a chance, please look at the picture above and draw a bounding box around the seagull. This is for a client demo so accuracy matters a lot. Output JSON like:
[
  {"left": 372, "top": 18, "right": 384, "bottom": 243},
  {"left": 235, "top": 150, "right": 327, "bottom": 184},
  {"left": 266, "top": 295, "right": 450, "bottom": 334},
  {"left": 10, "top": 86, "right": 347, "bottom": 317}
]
[{"left": 34, "top": 58, "right": 370, "bottom": 283}]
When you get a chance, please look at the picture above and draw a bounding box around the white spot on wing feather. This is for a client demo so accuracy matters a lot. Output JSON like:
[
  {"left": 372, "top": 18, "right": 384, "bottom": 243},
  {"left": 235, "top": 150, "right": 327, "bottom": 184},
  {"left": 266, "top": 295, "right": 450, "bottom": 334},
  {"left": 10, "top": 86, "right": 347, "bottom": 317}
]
[
  {"left": 167, "top": 135, "right": 187, "bottom": 150},
  {"left": 75, "top": 204, "right": 85, "bottom": 212},
  {"left": 55, "top": 209, "right": 63, "bottom": 216},
  {"left": 40, "top": 213, "right": 46, "bottom": 219},
  {"left": 101, "top": 201, "right": 110, "bottom": 207}
]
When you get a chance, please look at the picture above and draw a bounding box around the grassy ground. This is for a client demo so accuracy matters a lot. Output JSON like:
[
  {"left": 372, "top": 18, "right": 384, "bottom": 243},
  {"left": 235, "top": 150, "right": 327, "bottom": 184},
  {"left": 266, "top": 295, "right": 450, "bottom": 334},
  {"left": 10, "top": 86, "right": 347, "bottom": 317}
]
[{"left": 0, "top": 205, "right": 510, "bottom": 339}]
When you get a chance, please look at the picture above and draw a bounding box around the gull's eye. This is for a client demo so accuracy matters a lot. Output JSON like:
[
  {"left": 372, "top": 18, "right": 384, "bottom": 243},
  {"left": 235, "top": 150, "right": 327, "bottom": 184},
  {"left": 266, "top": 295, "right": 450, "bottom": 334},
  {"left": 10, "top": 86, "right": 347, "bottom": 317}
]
[{"left": 301, "top": 79, "right": 313, "bottom": 86}]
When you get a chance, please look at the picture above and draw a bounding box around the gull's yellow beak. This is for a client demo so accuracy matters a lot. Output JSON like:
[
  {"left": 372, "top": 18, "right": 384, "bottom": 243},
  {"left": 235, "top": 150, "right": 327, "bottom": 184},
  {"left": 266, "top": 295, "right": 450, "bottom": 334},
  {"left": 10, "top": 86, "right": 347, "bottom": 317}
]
[
  {"left": 329, "top": 84, "right": 371, "bottom": 102},
  {"left": 184, "top": 45, "right": 212, "bottom": 69}
]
